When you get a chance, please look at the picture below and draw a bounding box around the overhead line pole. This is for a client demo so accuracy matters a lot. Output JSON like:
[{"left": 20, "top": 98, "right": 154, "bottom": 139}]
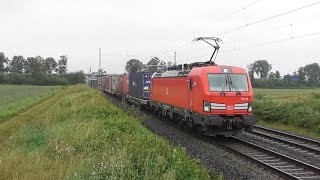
[{"left": 174, "top": 52, "right": 176, "bottom": 66}]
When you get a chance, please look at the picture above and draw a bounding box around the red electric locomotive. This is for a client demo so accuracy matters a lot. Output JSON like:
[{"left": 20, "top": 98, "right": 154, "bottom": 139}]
[
  {"left": 150, "top": 37, "right": 255, "bottom": 136},
  {"left": 150, "top": 63, "right": 255, "bottom": 136}
]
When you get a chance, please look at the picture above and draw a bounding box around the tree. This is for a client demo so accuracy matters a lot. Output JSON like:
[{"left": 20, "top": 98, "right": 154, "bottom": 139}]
[
  {"left": 25, "top": 56, "right": 45, "bottom": 79},
  {"left": 125, "top": 59, "right": 144, "bottom": 73},
  {"left": 158, "top": 60, "right": 167, "bottom": 72},
  {"left": 247, "top": 63, "right": 255, "bottom": 81},
  {"left": 0, "top": 52, "right": 9, "bottom": 73},
  {"left": 275, "top": 70, "right": 280, "bottom": 79},
  {"left": 297, "top": 67, "right": 306, "bottom": 83},
  {"left": 248, "top": 60, "right": 272, "bottom": 78},
  {"left": 56, "top": 55, "right": 68, "bottom": 74},
  {"left": 304, "top": 63, "right": 320, "bottom": 83},
  {"left": 268, "top": 72, "right": 275, "bottom": 79},
  {"left": 146, "top": 57, "right": 160, "bottom": 72},
  {"left": 10, "top": 56, "right": 25, "bottom": 73},
  {"left": 44, "top": 57, "right": 57, "bottom": 74}
]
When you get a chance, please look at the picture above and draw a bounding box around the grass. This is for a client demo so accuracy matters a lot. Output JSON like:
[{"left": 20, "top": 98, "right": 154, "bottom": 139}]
[
  {"left": 0, "top": 85, "right": 62, "bottom": 123},
  {"left": 0, "top": 85, "right": 212, "bottom": 179},
  {"left": 253, "top": 88, "right": 320, "bottom": 139},
  {"left": 254, "top": 88, "right": 320, "bottom": 102}
]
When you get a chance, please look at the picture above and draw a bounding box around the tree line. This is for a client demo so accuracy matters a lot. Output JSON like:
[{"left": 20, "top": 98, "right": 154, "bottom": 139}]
[
  {"left": 247, "top": 60, "right": 320, "bottom": 88},
  {"left": 0, "top": 52, "right": 85, "bottom": 85},
  {"left": 125, "top": 57, "right": 320, "bottom": 88},
  {"left": 125, "top": 57, "right": 170, "bottom": 73}
]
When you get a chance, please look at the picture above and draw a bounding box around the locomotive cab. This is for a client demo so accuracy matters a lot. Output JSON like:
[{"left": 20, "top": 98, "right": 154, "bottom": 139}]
[{"left": 188, "top": 65, "right": 255, "bottom": 136}]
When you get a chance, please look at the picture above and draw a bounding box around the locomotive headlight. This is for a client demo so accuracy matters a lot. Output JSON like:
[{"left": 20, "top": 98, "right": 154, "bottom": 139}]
[
  {"left": 203, "top": 101, "right": 211, "bottom": 112},
  {"left": 248, "top": 102, "right": 253, "bottom": 112}
]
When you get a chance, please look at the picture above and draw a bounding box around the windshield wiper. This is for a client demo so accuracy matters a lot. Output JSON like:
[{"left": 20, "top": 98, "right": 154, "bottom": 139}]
[
  {"left": 220, "top": 77, "right": 228, "bottom": 96},
  {"left": 229, "top": 76, "right": 241, "bottom": 96}
]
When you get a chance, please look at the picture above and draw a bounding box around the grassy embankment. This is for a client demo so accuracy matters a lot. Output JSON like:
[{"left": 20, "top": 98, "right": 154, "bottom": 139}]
[
  {"left": 0, "top": 85, "right": 62, "bottom": 123},
  {"left": 0, "top": 85, "right": 212, "bottom": 179},
  {"left": 254, "top": 88, "right": 320, "bottom": 139}
]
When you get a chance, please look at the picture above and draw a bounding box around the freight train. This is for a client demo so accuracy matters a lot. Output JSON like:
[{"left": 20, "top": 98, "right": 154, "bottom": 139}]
[{"left": 88, "top": 37, "right": 256, "bottom": 136}]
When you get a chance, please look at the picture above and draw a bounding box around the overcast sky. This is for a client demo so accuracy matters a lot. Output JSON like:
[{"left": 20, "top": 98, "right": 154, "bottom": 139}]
[{"left": 1, "top": 0, "right": 319, "bottom": 75}]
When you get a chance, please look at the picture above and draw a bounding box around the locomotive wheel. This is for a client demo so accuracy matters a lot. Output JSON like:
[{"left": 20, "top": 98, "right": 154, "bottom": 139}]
[
  {"left": 158, "top": 109, "right": 162, "bottom": 119},
  {"left": 244, "top": 125, "right": 253, "bottom": 132},
  {"left": 196, "top": 125, "right": 203, "bottom": 135}
]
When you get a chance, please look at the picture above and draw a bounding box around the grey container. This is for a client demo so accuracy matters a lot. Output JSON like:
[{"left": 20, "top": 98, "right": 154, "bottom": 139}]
[{"left": 128, "top": 72, "right": 153, "bottom": 100}]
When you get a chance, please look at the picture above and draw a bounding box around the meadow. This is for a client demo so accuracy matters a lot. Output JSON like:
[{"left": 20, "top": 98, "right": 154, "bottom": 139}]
[
  {"left": 254, "top": 88, "right": 320, "bottom": 139},
  {"left": 0, "top": 85, "right": 61, "bottom": 123},
  {"left": 0, "top": 85, "right": 211, "bottom": 179}
]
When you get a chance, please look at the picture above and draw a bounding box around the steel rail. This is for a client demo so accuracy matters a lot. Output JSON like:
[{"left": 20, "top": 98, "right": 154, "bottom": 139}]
[
  {"left": 253, "top": 125, "right": 320, "bottom": 147},
  {"left": 247, "top": 130, "right": 320, "bottom": 155},
  {"left": 219, "top": 137, "right": 320, "bottom": 180}
]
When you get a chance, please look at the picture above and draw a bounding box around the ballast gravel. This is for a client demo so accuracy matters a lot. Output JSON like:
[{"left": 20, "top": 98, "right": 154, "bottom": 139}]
[{"left": 106, "top": 95, "right": 283, "bottom": 180}]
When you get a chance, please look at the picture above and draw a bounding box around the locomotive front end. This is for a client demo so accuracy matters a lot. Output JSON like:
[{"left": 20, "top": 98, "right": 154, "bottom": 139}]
[{"left": 197, "top": 66, "right": 256, "bottom": 136}]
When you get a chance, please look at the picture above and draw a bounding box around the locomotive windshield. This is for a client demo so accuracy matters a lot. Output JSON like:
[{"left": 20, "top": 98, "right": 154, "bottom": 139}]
[{"left": 208, "top": 74, "right": 248, "bottom": 92}]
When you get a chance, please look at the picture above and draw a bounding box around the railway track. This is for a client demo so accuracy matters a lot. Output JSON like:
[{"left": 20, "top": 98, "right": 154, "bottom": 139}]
[
  {"left": 106, "top": 94, "right": 320, "bottom": 179},
  {"left": 248, "top": 126, "right": 320, "bottom": 156},
  {"left": 219, "top": 137, "right": 320, "bottom": 180}
]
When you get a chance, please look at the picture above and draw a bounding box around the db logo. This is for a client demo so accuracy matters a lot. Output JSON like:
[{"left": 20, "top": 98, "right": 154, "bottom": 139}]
[{"left": 227, "top": 106, "right": 233, "bottom": 110}]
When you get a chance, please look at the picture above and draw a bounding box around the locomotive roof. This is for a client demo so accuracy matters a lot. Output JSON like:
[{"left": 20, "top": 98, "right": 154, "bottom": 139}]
[{"left": 153, "top": 65, "right": 247, "bottom": 78}]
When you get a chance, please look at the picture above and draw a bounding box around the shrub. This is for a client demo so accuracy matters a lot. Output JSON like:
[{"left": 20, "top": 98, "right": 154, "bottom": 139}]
[{"left": 254, "top": 94, "right": 320, "bottom": 131}]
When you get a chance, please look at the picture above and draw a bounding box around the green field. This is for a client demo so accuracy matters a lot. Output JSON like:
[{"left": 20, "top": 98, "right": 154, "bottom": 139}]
[
  {"left": 254, "top": 88, "right": 320, "bottom": 100},
  {"left": 254, "top": 88, "right": 320, "bottom": 139},
  {"left": 0, "top": 85, "right": 211, "bottom": 179},
  {"left": 0, "top": 85, "right": 61, "bottom": 123}
]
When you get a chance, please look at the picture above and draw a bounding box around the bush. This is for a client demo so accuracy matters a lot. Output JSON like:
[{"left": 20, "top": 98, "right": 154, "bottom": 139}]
[{"left": 254, "top": 95, "right": 320, "bottom": 132}]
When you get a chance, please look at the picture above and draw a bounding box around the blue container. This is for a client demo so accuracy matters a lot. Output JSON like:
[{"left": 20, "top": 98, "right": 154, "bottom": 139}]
[
  {"left": 90, "top": 79, "right": 98, "bottom": 88},
  {"left": 128, "top": 72, "right": 153, "bottom": 99}
]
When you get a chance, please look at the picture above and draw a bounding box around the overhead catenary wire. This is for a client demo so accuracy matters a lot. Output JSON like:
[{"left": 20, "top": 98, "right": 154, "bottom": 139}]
[
  {"left": 258, "top": 13, "right": 320, "bottom": 33},
  {"left": 157, "top": 1, "right": 261, "bottom": 56},
  {"left": 191, "top": 30, "right": 320, "bottom": 61},
  {"left": 158, "top": 1, "right": 320, "bottom": 59},
  {"left": 222, "top": 31, "right": 320, "bottom": 53},
  {"left": 212, "top": 0, "right": 261, "bottom": 23},
  {"left": 215, "top": 1, "right": 320, "bottom": 36}
]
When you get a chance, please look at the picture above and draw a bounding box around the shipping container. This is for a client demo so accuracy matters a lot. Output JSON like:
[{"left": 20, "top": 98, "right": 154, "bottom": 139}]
[
  {"left": 104, "top": 75, "right": 122, "bottom": 94},
  {"left": 101, "top": 76, "right": 108, "bottom": 91},
  {"left": 89, "top": 79, "right": 98, "bottom": 88},
  {"left": 105, "top": 75, "right": 112, "bottom": 93},
  {"left": 116, "top": 73, "right": 128, "bottom": 96},
  {"left": 128, "top": 72, "right": 153, "bottom": 100}
]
